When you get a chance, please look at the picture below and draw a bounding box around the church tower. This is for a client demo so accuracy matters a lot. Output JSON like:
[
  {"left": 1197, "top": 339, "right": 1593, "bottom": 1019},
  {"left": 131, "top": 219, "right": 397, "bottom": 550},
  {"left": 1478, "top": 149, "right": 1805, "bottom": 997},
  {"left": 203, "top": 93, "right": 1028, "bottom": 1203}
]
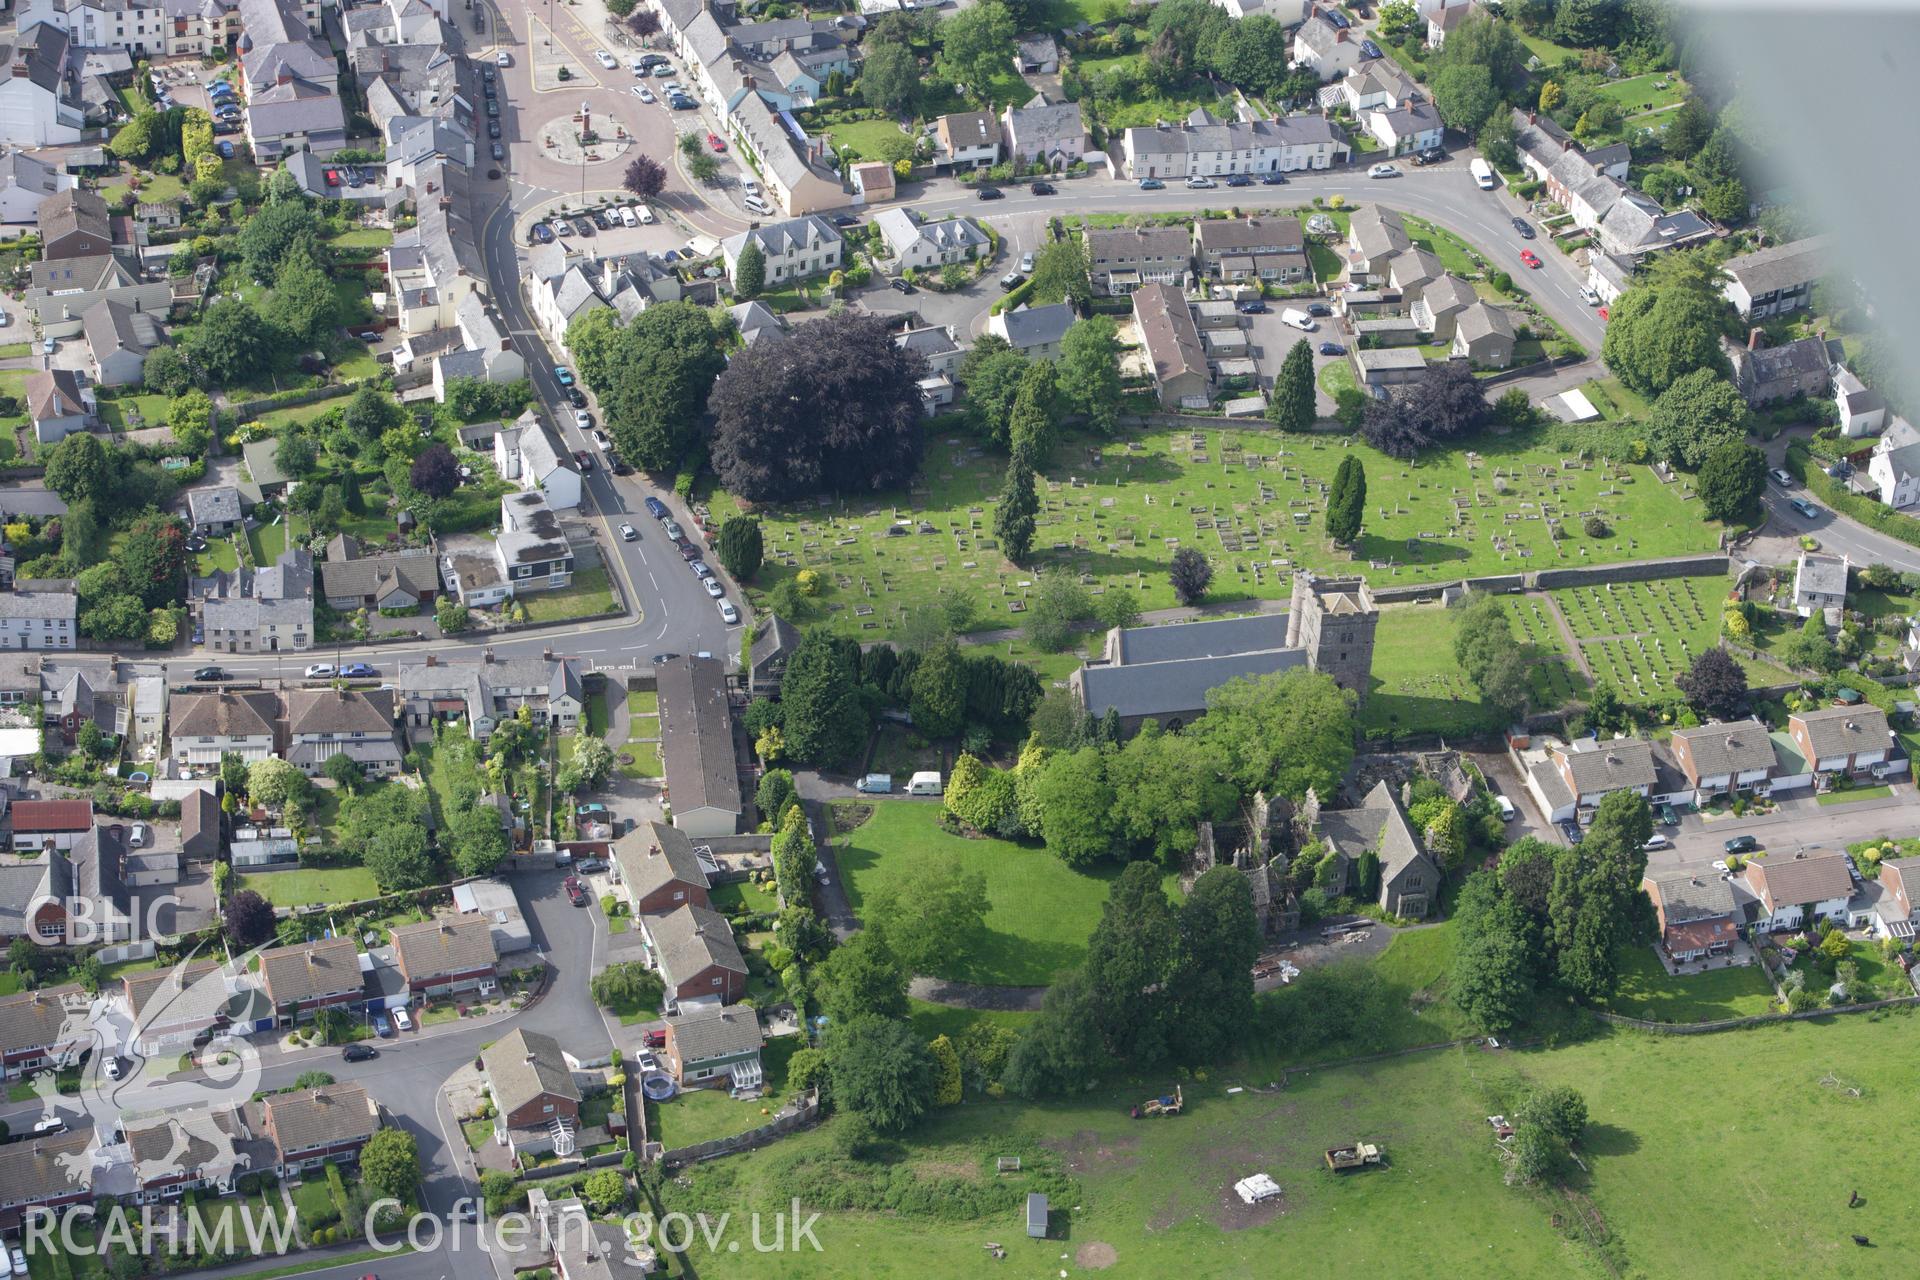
[{"left": 1286, "top": 572, "right": 1379, "bottom": 709}]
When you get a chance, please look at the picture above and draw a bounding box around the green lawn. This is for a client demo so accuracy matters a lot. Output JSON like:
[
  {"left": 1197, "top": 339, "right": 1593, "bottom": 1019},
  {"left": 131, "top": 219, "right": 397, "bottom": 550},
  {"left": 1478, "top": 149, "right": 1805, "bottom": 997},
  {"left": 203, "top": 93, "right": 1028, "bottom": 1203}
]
[
  {"left": 1819, "top": 785, "right": 1895, "bottom": 806},
  {"left": 96, "top": 392, "right": 171, "bottom": 434},
  {"left": 1364, "top": 597, "right": 1587, "bottom": 738},
  {"left": 253, "top": 396, "right": 353, "bottom": 431},
  {"left": 1581, "top": 377, "right": 1654, "bottom": 422},
  {"left": 249, "top": 512, "right": 310, "bottom": 565},
  {"left": 1518, "top": 28, "right": 1589, "bottom": 68},
  {"left": 289, "top": 1177, "right": 339, "bottom": 1231},
  {"left": 710, "top": 878, "right": 780, "bottom": 916},
  {"left": 713, "top": 423, "right": 1721, "bottom": 644},
  {"left": 905, "top": 998, "right": 1035, "bottom": 1044},
  {"left": 328, "top": 227, "right": 396, "bottom": 253},
  {"left": 619, "top": 739, "right": 661, "bottom": 779},
  {"left": 833, "top": 801, "right": 1117, "bottom": 986},
  {"left": 1316, "top": 356, "right": 1357, "bottom": 400},
  {"left": 652, "top": 1038, "right": 801, "bottom": 1150},
  {"left": 627, "top": 689, "right": 659, "bottom": 717},
  {"left": 196, "top": 536, "right": 240, "bottom": 577},
  {"left": 1599, "top": 945, "right": 1778, "bottom": 1023},
  {"left": 811, "top": 117, "right": 909, "bottom": 161},
  {"left": 1404, "top": 215, "right": 1488, "bottom": 279},
  {"left": 461, "top": 1117, "right": 495, "bottom": 1153},
  {"left": 1596, "top": 72, "right": 1688, "bottom": 116},
  {"left": 521, "top": 567, "right": 616, "bottom": 622},
  {"left": 238, "top": 866, "right": 381, "bottom": 908},
  {"left": 0, "top": 971, "right": 18, "bottom": 995}
]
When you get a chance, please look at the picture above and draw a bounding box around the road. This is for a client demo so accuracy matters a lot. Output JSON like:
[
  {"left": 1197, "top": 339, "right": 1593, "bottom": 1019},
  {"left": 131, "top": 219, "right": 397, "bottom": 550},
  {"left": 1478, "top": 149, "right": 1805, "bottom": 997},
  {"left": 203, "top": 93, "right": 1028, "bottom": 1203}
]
[{"left": 1755, "top": 434, "right": 1920, "bottom": 573}]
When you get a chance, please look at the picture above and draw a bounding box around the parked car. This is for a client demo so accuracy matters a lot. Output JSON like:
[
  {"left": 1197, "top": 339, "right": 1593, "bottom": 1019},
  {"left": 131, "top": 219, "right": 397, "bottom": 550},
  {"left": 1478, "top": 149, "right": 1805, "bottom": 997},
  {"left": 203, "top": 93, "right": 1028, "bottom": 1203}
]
[
  {"left": 976, "top": 186, "right": 1004, "bottom": 200},
  {"left": 553, "top": 365, "right": 575, "bottom": 385},
  {"left": 855, "top": 772, "right": 892, "bottom": 793},
  {"left": 576, "top": 802, "right": 608, "bottom": 816},
  {"left": 718, "top": 600, "right": 740, "bottom": 624},
  {"left": 1724, "top": 835, "right": 1760, "bottom": 855},
  {"left": 1559, "top": 821, "right": 1583, "bottom": 845},
  {"left": 676, "top": 541, "right": 701, "bottom": 562},
  {"left": 340, "top": 662, "right": 377, "bottom": 678},
  {"left": 1518, "top": 248, "right": 1542, "bottom": 269},
  {"left": 488, "top": 120, "right": 502, "bottom": 139},
  {"left": 11, "top": 1246, "right": 27, "bottom": 1276},
  {"left": 1306, "top": 302, "right": 1332, "bottom": 317},
  {"left": 342, "top": 1044, "right": 378, "bottom": 1062},
  {"left": 595, "top": 49, "right": 617, "bottom": 69},
  {"left": 999, "top": 271, "right": 1026, "bottom": 291},
  {"left": 1494, "top": 795, "right": 1516, "bottom": 821},
  {"left": 1790, "top": 497, "right": 1820, "bottom": 519},
  {"left": 889, "top": 277, "right": 916, "bottom": 294},
  {"left": 1769, "top": 467, "right": 1794, "bottom": 487},
  {"left": 393, "top": 1007, "right": 412, "bottom": 1032},
  {"left": 1185, "top": 175, "right": 1215, "bottom": 189},
  {"left": 634, "top": 85, "right": 655, "bottom": 102},
  {"left": 576, "top": 858, "right": 608, "bottom": 874},
  {"left": 1317, "top": 342, "right": 1347, "bottom": 356},
  {"left": 620, "top": 522, "right": 639, "bottom": 541},
  {"left": 607, "top": 451, "right": 632, "bottom": 475},
  {"left": 491, "top": 142, "right": 505, "bottom": 162},
  {"left": 1259, "top": 172, "right": 1287, "bottom": 185},
  {"left": 104, "top": 1055, "right": 124, "bottom": 1080},
  {"left": 497, "top": 50, "right": 511, "bottom": 65},
  {"left": 645, "top": 496, "right": 669, "bottom": 518},
  {"left": 215, "top": 140, "right": 234, "bottom": 159},
  {"left": 1138, "top": 178, "right": 1165, "bottom": 190},
  {"left": 703, "top": 578, "right": 724, "bottom": 598},
  {"left": 573, "top": 450, "right": 595, "bottom": 473},
  {"left": 304, "top": 663, "right": 336, "bottom": 679},
  {"left": 565, "top": 387, "right": 587, "bottom": 408},
  {"left": 1643, "top": 834, "right": 1672, "bottom": 851},
  {"left": 706, "top": 132, "right": 727, "bottom": 152},
  {"left": 1235, "top": 300, "right": 1267, "bottom": 314},
  {"left": 662, "top": 517, "right": 684, "bottom": 538},
  {"left": 1511, "top": 217, "right": 1536, "bottom": 240},
  {"left": 1367, "top": 163, "right": 1400, "bottom": 178},
  {"left": 690, "top": 561, "right": 712, "bottom": 579},
  {"left": 832, "top": 214, "right": 860, "bottom": 227},
  {"left": 574, "top": 409, "right": 593, "bottom": 431},
  {"left": 1579, "top": 285, "right": 1601, "bottom": 306},
  {"left": 1019, "top": 251, "right": 1035, "bottom": 273},
  {"left": 373, "top": 1013, "right": 393, "bottom": 1040},
  {"left": 1029, "top": 180, "right": 1055, "bottom": 195},
  {"left": 1225, "top": 173, "right": 1252, "bottom": 187}
]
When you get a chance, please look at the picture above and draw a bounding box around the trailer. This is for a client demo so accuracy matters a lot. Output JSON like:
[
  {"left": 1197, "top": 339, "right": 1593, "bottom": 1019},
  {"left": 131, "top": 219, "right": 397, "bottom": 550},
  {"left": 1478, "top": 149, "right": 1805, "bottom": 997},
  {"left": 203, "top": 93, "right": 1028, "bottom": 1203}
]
[
  {"left": 1324, "top": 1142, "right": 1382, "bottom": 1171},
  {"left": 1130, "top": 1085, "right": 1183, "bottom": 1119}
]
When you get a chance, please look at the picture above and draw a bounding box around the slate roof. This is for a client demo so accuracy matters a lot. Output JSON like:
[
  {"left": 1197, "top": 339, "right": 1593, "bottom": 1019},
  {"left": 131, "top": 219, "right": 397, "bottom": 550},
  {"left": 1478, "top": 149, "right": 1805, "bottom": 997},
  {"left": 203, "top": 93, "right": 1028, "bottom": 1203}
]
[
  {"left": 0, "top": 984, "right": 85, "bottom": 1059},
  {"left": 391, "top": 914, "right": 497, "bottom": 979},
  {"left": 182, "top": 788, "right": 221, "bottom": 857},
  {"left": 31, "top": 252, "right": 137, "bottom": 292},
  {"left": 286, "top": 687, "right": 395, "bottom": 737},
  {"left": 259, "top": 937, "right": 361, "bottom": 1006},
  {"left": 1077, "top": 648, "right": 1306, "bottom": 720},
  {"left": 726, "top": 300, "right": 787, "bottom": 346},
  {"left": 1723, "top": 234, "right": 1830, "bottom": 298},
  {"left": 657, "top": 655, "right": 741, "bottom": 821},
  {"left": 749, "top": 613, "right": 799, "bottom": 669},
  {"left": 873, "top": 209, "right": 988, "bottom": 258},
  {"left": 246, "top": 77, "right": 346, "bottom": 139},
  {"left": 1420, "top": 274, "right": 1477, "bottom": 317},
  {"left": 187, "top": 486, "right": 243, "bottom": 528},
  {"left": 1086, "top": 224, "right": 1190, "bottom": 266},
  {"left": 1671, "top": 719, "right": 1777, "bottom": 779},
  {"left": 1746, "top": 849, "right": 1855, "bottom": 912},
  {"left": 0, "top": 591, "right": 75, "bottom": 621},
  {"left": 38, "top": 189, "right": 110, "bottom": 250},
  {"left": 731, "top": 92, "right": 841, "bottom": 197},
  {"left": 318, "top": 549, "right": 440, "bottom": 602},
  {"left": 169, "top": 690, "right": 278, "bottom": 740},
  {"left": 1195, "top": 217, "right": 1304, "bottom": 256},
  {"left": 124, "top": 960, "right": 247, "bottom": 1031},
  {"left": 241, "top": 439, "right": 289, "bottom": 488},
  {"left": 1387, "top": 247, "right": 1443, "bottom": 291},
  {"left": 1368, "top": 100, "right": 1440, "bottom": 140},
  {"left": 1792, "top": 705, "right": 1890, "bottom": 760},
  {"left": 1349, "top": 204, "right": 1410, "bottom": 263},
  {"left": 935, "top": 110, "right": 998, "bottom": 153},
  {"left": 1123, "top": 112, "right": 1347, "bottom": 159},
  {"left": 482, "top": 1027, "right": 580, "bottom": 1115},
  {"left": 721, "top": 214, "right": 841, "bottom": 263},
  {"left": 0, "top": 1131, "right": 92, "bottom": 1205},
  {"left": 993, "top": 301, "right": 1075, "bottom": 351},
  {"left": 666, "top": 1003, "right": 762, "bottom": 1063},
  {"left": 1004, "top": 94, "right": 1085, "bottom": 152},
  {"left": 81, "top": 297, "right": 160, "bottom": 359},
  {"left": 1557, "top": 738, "right": 1657, "bottom": 794},
  {"left": 25, "top": 368, "right": 86, "bottom": 421},
  {"left": 1644, "top": 870, "right": 1738, "bottom": 924},
  {"left": 612, "top": 820, "right": 710, "bottom": 903},
  {"left": 1795, "top": 552, "right": 1848, "bottom": 600},
  {"left": 1110, "top": 612, "right": 1287, "bottom": 666},
  {"left": 647, "top": 903, "right": 746, "bottom": 984},
  {"left": 1131, "top": 282, "right": 1206, "bottom": 386},
  {"left": 264, "top": 1083, "right": 378, "bottom": 1154}
]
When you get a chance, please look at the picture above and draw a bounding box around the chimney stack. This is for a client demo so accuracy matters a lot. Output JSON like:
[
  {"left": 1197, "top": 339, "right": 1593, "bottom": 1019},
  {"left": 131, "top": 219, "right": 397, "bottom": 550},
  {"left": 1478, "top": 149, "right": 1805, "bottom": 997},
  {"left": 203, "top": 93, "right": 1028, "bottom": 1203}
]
[{"left": 1748, "top": 327, "right": 1764, "bottom": 351}]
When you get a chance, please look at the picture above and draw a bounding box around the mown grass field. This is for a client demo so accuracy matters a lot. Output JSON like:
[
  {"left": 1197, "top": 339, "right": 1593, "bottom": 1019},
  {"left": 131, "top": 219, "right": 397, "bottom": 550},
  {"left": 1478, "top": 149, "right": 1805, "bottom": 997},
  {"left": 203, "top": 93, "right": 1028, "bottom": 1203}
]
[
  {"left": 1364, "top": 597, "right": 1588, "bottom": 738},
  {"left": 713, "top": 423, "right": 1721, "bottom": 644},
  {"left": 832, "top": 801, "right": 1119, "bottom": 987},
  {"left": 237, "top": 867, "right": 380, "bottom": 907}
]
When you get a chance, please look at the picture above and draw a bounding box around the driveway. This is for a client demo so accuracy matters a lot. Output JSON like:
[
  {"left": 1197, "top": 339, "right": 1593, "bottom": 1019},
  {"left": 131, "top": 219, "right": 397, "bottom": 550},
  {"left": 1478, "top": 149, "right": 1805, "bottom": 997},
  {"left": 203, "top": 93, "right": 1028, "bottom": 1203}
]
[{"left": 1646, "top": 784, "right": 1914, "bottom": 875}]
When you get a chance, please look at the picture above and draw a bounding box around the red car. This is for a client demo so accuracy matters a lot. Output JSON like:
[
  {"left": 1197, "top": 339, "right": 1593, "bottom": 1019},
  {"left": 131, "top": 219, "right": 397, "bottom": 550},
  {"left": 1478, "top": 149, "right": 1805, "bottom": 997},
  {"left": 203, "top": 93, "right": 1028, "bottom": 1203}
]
[
  {"left": 1597, "top": 307, "right": 1609, "bottom": 322},
  {"left": 706, "top": 132, "right": 726, "bottom": 153},
  {"left": 323, "top": 169, "right": 341, "bottom": 186},
  {"left": 1518, "top": 248, "right": 1541, "bottom": 269}
]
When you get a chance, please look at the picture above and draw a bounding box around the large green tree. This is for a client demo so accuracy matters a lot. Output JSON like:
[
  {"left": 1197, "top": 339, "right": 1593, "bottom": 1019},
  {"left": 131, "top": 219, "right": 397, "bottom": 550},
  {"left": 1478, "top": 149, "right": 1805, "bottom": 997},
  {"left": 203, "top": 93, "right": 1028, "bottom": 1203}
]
[
  {"left": 1104, "top": 724, "right": 1236, "bottom": 864},
  {"left": 265, "top": 245, "right": 338, "bottom": 347},
  {"left": 188, "top": 298, "right": 272, "bottom": 383},
  {"left": 569, "top": 302, "right": 726, "bottom": 472},
  {"left": 1173, "top": 867, "right": 1260, "bottom": 1063},
  {"left": 959, "top": 337, "right": 1029, "bottom": 447},
  {"left": 359, "top": 1128, "right": 422, "bottom": 1203},
  {"left": 1003, "top": 967, "right": 1105, "bottom": 1097},
  {"left": 824, "top": 1015, "right": 938, "bottom": 1133},
  {"left": 1006, "top": 358, "right": 1057, "bottom": 468},
  {"left": 1599, "top": 282, "right": 1728, "bottom": 398},
  {"left": 1431, "top": 63, "right": 1500, "bottom": 137},
  {"left": 237, "top": 198, "right": 325, "bottom": 284},
  {"left": 1452, "top": 592, "right": 1534, "bottom": 721},
  {"left": 993, "top": 451, "right": 1038, "bottom": 565},
  {"left": 1695, "top": 440, "right": 1766, "bottom": 521},
  {"left": 733, "top": 239, "right": 765, "bottom": 299},
  {"left": 1030, "top": 746, "right": 1117, "bottom": 867},
  {"left": 1267, "top": 339, "right": 1315, "bottom": 432},
  {"left": 779, "top": 631, "right": 869, "bottom": 764},
  {"left": 1190, "top": 669, "right": 1355, "bottom": 800},
  {"left": 936, "top": 0, "right": 1016, "bottom": 95},
  {"left": 715, "top": 516, "right": 764, "bottom": 581},
  {"left": 858, "top": 41, "right": 919, "bottom": 114},
  {"left": 908, "top": 639, "right": 968, "bottom": 739},
  {"left": 818, "top": 928, "right": 910, "bottom": 1024},
  {"left": 862, "top": 855, "right": 989, "bottom": 976},
  {"left": 1083, "top": 862, "right": 1180, "bottom": 1066},
  {"left": 1325, "top": 455, "right": 1366, "bottom": 546},
  {"left": 1644, "top": 368, "right": 1750, "bottom": 468},
  {"left": 1029, "top": 239, "right": 1092, "bottom": 310},
  {"left": 1056, "top": 316, "right": 1120, "bottom": 434}
]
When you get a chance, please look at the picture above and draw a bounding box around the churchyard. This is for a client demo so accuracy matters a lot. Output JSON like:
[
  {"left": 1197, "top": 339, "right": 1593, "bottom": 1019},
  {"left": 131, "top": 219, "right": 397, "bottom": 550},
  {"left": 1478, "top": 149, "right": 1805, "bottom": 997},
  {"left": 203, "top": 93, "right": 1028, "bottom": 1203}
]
[
  {"left": 1365, "top": 597, "right": 1586, "bottom": 738},
  {"left": 714, "top": 423, "right": 1721, "bottom": 640},
  {"left": 1549, "top": 576, "right": 1793, "bottom": 702}
]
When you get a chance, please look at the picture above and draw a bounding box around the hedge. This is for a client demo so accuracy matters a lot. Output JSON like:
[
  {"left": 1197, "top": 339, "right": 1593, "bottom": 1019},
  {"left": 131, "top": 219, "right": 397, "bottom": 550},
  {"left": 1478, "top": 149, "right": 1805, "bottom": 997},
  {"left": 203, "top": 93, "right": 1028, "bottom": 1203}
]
[{"left": 1784, "top": 442, "right": 1920, "bottom": 550}]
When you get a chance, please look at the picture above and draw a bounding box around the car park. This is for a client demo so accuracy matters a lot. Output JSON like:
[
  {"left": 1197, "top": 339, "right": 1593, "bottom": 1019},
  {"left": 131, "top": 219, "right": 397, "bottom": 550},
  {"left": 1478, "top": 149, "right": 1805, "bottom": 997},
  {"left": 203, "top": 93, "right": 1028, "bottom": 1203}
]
[
  {"left": 591, "top": 209, "right": 611, "bottom": 230},
  {"left": 718, "top": 600, "right": 740, "bottom": 624},
  {"left": 1724, "top": 835, "right": 1760, "bottom": 855},
  {"left": 1138, "top": 177, "right": 1164, "bottom": 190},
  {"left": 1185, "top": 175, "right": 1215, "bottom": 189},
  {"left": 634, "top": 85, "right": 655, "bottom": 102},
  {"left": 1367, "top": 163, "right": 1399, "bottom": 178},
  {"left": 304, "top": 663, "right": 336, "bottom": 679},
  {"left": 619, "top": 205, "right": 639, "bottom": 226},
  {"left": 1518, "top": 248, "right": 1542, "bottom": 268},
  {"left": 976, "top": 186, "right": 1003, "bottom": 200},
  {"left": 1511, "top": 217, "right": 1535, "bottom": 239},
  {"left": 529, "top": 221, "right": 553, "bottom": 244},
  {"left": 620, "top": 522, "right": 639, "bottom": 541}
]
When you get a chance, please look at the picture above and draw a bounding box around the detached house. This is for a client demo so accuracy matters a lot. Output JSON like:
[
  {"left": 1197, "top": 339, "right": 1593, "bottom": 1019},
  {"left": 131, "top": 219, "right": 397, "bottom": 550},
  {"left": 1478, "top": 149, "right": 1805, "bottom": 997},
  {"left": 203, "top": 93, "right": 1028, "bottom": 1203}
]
[
  {"left": 1412, "top": 273, "right": 1477, "bottom": 341},
  {"left": 1721, "top": 234, "right": 1828, "bottom": 320},
  {"left": 1739, "top": 849, "right": 1855, "bottom": 933},
  {"left": 1132, "top": 282, "right": 1209, "bottom": 411},
  {"left": 873, "top": 209, "right": 989, "bottom": 273},
  {"left": 1001, "top": 94, "right": 1086, "bottom": 168},
  {"left": 719, "top": 215, "right": 842, "bottom": 289},
  {"left": 644, "top": 904, "right": 746, "bottom": 1007},
  {"left": 1346, "top": 205, "right": 1411, "bottom": 282},
  {"left": 81, "top": 297, "right": 162, "bottom": 387},
  {"left": 390, "top": 914, "right": 498, "bottom": 997},
  {"left": 1833, "top": 364, "right": 1887, "bottom": 439},
  {"left": 662, "top": 1004, "right": 763, "bottom": 1093},
  {"left": 259, "top": 937, "right": 363, "bottom": 1026},
  {"left": 1669, "top": 719, "right": 1777, "bottom": 802},
  {"left": 1292, "top": 6, "right": 1373, "bottom": 80},
  {"left": 1723, "top": 331, "right": 1830, "bottom": 406},
  {"left": 1792, "top": 552, "right": 1848, "bottom": 617},
  {"left": 746, "top": 614, "right": 799, "bottom": 698},
  {"left": 1642, "top": 871, "right": 1739, "bottom": 962},
  {"left": 1362, "top": 100, "right": 1443, "bottom": 157},
  {"left": 493, "top": 412, "right": 582, "bottom": 513},
  {"left": 25, "top": 368, "right": 91, "bottom": 444},
  {"left": 611, "top": 820, "right": 711, "bottom": 916},
  {"left": 1788, "top": 705, "right": 1891, "bottom": 781},
  {"left": 932, "top": 109, "right": 999, "bottom": 170},
  {"left": 1868, "top": 418, "right": 1920, "bottom": 511},
  {"left": 261, "top": 1083, "right": 379, "bottom": 1175},
  {"left": 0, "top": 985, "right": 88, "bottom": 1080},
  {"left": 985, "top": 301, "right": 1076, "bottom": 361},
  {"left": 1313, "top": 781, "right": 1440, "bottom": 919},
  {"left": 481, "top": 1027, "right": 582, "bottom": 1158}
]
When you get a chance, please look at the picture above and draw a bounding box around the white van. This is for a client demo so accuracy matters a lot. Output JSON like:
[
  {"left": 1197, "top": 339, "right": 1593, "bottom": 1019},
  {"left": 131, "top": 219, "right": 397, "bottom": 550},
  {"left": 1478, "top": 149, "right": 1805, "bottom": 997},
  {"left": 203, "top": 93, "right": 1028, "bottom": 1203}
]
[
  {"left": 1494, "top": 795, "right": 1516, "bottom": 821},
  {"left": 855, "top": 773, "right": 892, "bottom": 793},
  {"left": 740, "top": 177, "right": 761, "bottom": 197},
  {"left": 906, "top": 771, "right": 943, "bottom": 797},
  {"left": 630, "top": 55, "right": 646, "bottom": 74},
  {"left": 618, "top": 205, "right": 638, "bottom": 227},
  {"left": 1469, "top": 157, "right": 1495, "bottom": 190},
  {"left": 1280, "top": 308, "right": 1318, "bottom": 332},
  {"left": 635, "top": 204, "right": 656, "bottom": 225}
]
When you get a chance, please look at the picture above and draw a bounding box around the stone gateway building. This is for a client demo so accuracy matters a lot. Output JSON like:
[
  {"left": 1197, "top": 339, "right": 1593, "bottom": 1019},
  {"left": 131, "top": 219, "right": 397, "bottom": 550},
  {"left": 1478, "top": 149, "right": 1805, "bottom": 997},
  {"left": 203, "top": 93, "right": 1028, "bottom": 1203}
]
[{"left": 1069, "top": 572, "right": 1380, "bottom": 736}]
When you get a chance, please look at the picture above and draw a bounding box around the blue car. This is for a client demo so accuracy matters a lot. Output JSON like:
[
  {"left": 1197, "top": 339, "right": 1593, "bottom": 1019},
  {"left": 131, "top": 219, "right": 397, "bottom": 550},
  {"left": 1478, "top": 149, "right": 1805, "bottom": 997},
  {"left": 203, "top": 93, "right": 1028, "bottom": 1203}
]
[
  {"left": 554, "top": 365, "right": 575, "bottom": 386},
  {"left": 373, "top": 1012, "right": 392, "bottom": 1038},
  {"left": 644, "top": 496, "right": 669, "bottom": 519},
  {"left": 339, "top": 662, "right": 377, "bottom": 678},
  {"left": 530, "top": 222, "right": 555, "bottom": 244},
  {"left": 1138, "top": 178, "right": 1164, "bottom": 190},
  {"left": 215, "top": 140, "right": 234, "bottom": 159}
]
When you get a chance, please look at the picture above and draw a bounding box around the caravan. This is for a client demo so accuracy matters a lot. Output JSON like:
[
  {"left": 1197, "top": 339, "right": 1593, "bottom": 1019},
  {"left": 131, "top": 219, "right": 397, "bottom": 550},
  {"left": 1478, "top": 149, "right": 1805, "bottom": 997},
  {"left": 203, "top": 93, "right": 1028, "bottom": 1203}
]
[{"left": 906, "top": 771, "right": 944, "bottom": 797}]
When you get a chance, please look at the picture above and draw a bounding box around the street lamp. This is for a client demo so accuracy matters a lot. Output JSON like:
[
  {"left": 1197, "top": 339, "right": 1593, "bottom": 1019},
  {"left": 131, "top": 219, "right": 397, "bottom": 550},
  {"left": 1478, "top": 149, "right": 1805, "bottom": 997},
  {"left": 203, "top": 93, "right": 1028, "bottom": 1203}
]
[{"left": 580, "top": 99, "right": 590, "bottom": 201}]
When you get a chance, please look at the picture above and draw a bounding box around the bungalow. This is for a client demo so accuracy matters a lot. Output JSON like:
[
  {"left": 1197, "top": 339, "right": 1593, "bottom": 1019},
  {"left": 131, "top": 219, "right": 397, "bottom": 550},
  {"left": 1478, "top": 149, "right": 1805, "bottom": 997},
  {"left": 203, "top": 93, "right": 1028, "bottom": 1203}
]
[
  {"left": 1451, "top": 301, "right": 1515, "bottom": 368},
  {"left": 10, "top": 799, "right": 93, "bottom": 852},
  {"left": 1524, "top": 737, "right": 1657, "bottom": 824},
  {"left": 662, "top": 1004, "right": 764, "bottom": 1093},
  {"left": 0, "top": 856, "right": 72, "bottom": 945},
  {"left": 985, "top": 301, "right": 1076, "bottom": 361},
  {"left": 1721, "top": 234, "right": 1828, "bottom": 320},
  {"left": 1793, "top": 552, "right": 1849, "bottom": 618},
  {"left": 644, "top": 903, "right": 747, "bottom": 1007},
  {"left": 1788, "top": 705, "right": 1891, "bottom": 780},
  {"left": 1669, "top": 719, "right": 1777, "bottom": 802},
  {"left": 261, "top": 1083, "right": 380, "bottom": 1175},
  {"left": 259, "top": 937, "right": 363, "bottom": 1026},
  {"left": 612, "top": 820, "right": 712, "bottom": 916},
  {"left": 657, "top": 655, "right": 743, "bottom": 838},
  {"left": 1641, "top": 871, "right": 1739, "bottom": 962},
  {"left": 390, "top": 914, "right": 498, "bottom": 996},
  {"left": 186, "top": 486, "right": 244, "bottom": 537},
  {"left": 1132, "top": 282, "right": 1209, "bottom": 411},
  {"left": 0, "top": 985, "right": 88, "bottom": 1080},
  {"left": 1738, "top": 848, "right": 1855, "bottom": 933},
  {"left": 80, "top": 297, "right": 161, "bottom": 387},
  {"left": 1001, "top": 94, "right": 1086, "bottom": 169},
  {"left": 481, "top": 1027, "right": 582, "bottom": 1158}
]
